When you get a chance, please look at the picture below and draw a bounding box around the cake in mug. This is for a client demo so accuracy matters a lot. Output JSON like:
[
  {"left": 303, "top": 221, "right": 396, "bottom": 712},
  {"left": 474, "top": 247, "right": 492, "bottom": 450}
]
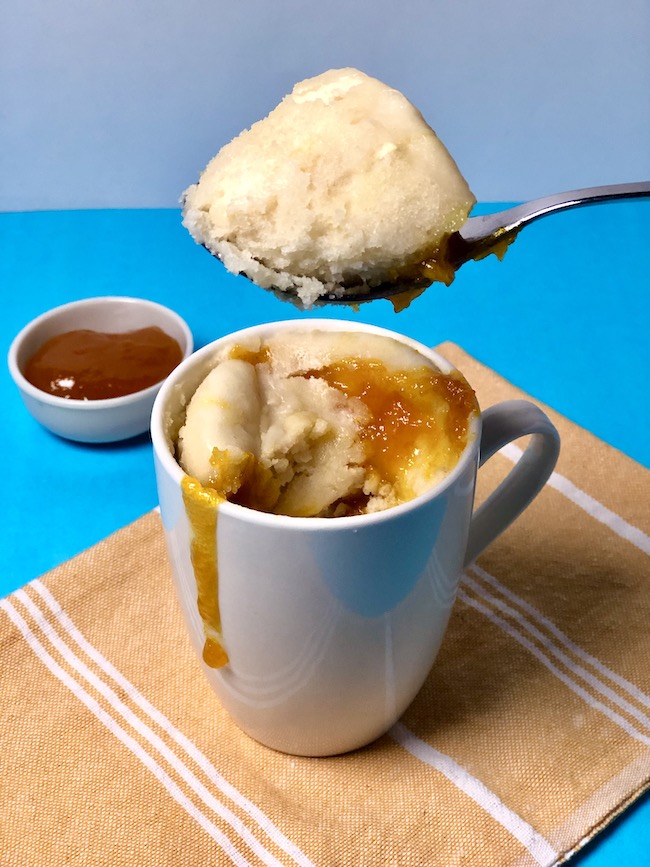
[
  {"left": 176, "top": 330, "right": 478, "bottom": 518},
  {"left": 181, "top": 68, "right": 475, "bottom": 307}
]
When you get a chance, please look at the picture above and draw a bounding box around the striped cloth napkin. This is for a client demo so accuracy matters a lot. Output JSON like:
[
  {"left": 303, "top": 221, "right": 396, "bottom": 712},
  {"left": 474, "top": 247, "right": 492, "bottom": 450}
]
[{"left": 2, "top": 343, "right": 649, "bottom": 867}]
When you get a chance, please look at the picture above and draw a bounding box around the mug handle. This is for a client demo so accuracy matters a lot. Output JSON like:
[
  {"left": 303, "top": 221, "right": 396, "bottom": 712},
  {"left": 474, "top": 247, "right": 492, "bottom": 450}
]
[{"left": 464, "top": 400, "right": 560, "bottom": 567}]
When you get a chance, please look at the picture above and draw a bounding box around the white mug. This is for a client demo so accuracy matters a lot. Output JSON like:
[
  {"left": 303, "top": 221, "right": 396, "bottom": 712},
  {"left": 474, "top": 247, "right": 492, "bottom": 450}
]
[{"left": 151, "top": 320, "right": 560, "bottom": 756}]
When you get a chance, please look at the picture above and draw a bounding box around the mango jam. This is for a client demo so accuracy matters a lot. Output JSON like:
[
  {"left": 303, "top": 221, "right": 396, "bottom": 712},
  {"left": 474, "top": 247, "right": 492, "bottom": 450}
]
[
  {"left": 181, "top": 476, "right": 229, "bottom": 669},
  {"left": 305, "top": 357, "right": 477, "bottom": 510},
  {"left": 24, "top": 327, "right": 183, "bottom": 400}
]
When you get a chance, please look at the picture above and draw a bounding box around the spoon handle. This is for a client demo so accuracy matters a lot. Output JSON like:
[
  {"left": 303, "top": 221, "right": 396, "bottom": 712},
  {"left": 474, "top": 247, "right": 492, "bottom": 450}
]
[{"left": 451, "top": 181, "right": 650, "bottom": 264}]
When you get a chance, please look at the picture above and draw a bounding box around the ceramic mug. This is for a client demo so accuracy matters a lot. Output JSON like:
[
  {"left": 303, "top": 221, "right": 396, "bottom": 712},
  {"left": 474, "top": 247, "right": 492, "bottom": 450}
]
[{"left": 151, "top": 319, "right": 560, "bottom": 756}]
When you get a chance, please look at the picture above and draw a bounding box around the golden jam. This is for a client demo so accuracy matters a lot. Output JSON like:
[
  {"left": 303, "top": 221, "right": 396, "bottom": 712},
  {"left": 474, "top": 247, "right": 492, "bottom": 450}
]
[
  {"left": 24, "top": 326, "right": 183, "bottom": 400},
  {"left": 305, "top": 357, "right": 477, "bottom": 510},
  {"left": 181, "top": 476, "right": 229, "bottom": 669}
]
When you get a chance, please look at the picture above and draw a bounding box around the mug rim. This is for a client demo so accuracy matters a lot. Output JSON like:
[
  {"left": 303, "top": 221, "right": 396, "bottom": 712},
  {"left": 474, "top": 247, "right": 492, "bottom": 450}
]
[{"left": 151, "top": 318, "right": 482, "bottom": 530}]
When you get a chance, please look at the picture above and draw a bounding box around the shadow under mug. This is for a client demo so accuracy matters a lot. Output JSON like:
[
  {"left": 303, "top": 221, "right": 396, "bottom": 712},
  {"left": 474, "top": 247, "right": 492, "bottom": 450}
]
[{"left": 151, "top": 320, "right": 560, "bottom": 756}]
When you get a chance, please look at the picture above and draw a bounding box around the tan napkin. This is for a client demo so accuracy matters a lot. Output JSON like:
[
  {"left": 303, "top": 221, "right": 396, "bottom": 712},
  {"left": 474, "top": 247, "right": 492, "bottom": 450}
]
[{"left": 2, "top": 343, "right": 649, "bottom": 867}]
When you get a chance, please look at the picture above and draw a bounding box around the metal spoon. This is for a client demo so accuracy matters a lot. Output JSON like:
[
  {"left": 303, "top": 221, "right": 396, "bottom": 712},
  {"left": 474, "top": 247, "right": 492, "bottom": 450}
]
[{"left": 288, "top": 181, "right": 650, "bottom": 306}]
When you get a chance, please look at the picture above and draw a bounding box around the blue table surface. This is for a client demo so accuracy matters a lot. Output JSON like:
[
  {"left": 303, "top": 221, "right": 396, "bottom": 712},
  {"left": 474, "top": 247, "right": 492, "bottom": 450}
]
[{"left": 2, "top": 204, "right": 649, "bottom": 864}]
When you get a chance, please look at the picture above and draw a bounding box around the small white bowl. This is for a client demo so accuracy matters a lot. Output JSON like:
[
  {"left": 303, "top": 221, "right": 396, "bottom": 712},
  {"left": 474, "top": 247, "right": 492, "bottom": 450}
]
[{"left": 8, "top": 296, "right": 194, "bottom": 443}]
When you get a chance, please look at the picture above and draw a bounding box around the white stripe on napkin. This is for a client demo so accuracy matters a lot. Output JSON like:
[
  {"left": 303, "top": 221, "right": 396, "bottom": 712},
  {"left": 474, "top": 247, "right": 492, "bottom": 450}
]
[
  {"left": 389, "top": 722, "right": 559, "bottom": 867},
  {"left": 7, "top": 588, "right": 313, "bottom": 867},
  {"left": 499, "top": 443, "right": 650, "bottom": 555},
  {"left": 457, "top": 587, "right": 650, "bottom": 746},
  {"left": 0, "top": 598, "right": 253, "bottom": 867},
  {"left": 31, "top": 579, "right": 315, "bottom": 867},
  {"left": 463, "top": 572, "right": 650, "bottom": 730},
  {"left": 468, "top": 564, "right": 650, "bottom": 710}
]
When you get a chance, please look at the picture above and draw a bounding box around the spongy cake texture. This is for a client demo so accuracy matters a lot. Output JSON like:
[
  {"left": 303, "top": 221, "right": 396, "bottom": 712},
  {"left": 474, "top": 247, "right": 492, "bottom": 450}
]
[
  {"left": 182, "top": 68, "right": 476, "bottom": 306},
  {"left": 176, "top": 330, "right": 477, "bottom": 518}
]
